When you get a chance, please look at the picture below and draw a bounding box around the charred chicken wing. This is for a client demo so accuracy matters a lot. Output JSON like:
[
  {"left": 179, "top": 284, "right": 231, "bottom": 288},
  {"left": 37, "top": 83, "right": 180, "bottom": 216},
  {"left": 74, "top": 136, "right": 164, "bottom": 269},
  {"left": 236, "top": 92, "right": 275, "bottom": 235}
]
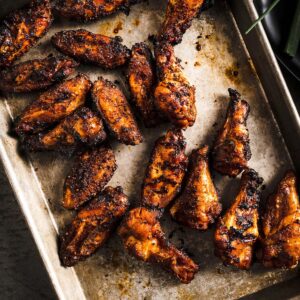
[
  {"left": 52, "top": 29, "right": 130, "bottom": 69},
  {"left": 15, "top": 74, "right": 91, "bottom": 137},
  {"left": 154, "top": 42, "right": 196, "bottom": 128},
  {"left": 0, "top": 55, "right": 78, "bottom": 93},
  {"left": 214, "top": 169, "right": 263, "bottom": 269},
  {"left": 118, "top": 207, "right": 199, "bottom": 283},
  {"left": 260, "top": 171, "right": 300, "bottom": 269},
  {"left": 170, "top": 145, "right": 222, "bottom": 230},
  {"left": 212, "top": 88, "right": 251, "bottom": 177},
  {"left": 63, "top": 145, "right": 117, "bottom": 209},
  {"left": 92, "top": 77, "right": 143, "bottom": 145},
  {"left": 0, "top": 0, "right": 53, "bottom": 68},
  {"left": 60, "top": 186, "right": 129, "bottom": 267},
  {"left": 141, "top": 129, "right": 188, "bottom": 209}
]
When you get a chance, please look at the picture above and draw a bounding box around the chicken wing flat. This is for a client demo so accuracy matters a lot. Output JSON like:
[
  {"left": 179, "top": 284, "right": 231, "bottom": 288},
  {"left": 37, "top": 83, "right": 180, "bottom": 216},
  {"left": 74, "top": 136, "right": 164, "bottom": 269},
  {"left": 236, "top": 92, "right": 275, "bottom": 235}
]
[
  {"left": 60, "top": 186, "right": 129, "bottom": 267},
  {"left": 128, "top": 42, "right": 160, "bottom": 127},
  {"left": 15, "top": 74, "right": 91, "bottom": 137},
  {"left": 52, "top": 29, "right": 130, "bottom": 69},
  {"left": 0, "top": 0, "right": 53, "bottom": 68},
  {"left": 259, "top": 171, "right": 300, "bottom": 269},
  {"left": 170, "top": 145, "right": 222, "bottom": 230},
  {"left": 141, "top": 129, "right": 188, "bottom": 209},
  {"left": 212, "top": 88, "right": 251, "bottom": 177},
  {"left": 118, "top": 207, "right": 199, "bottom": 283},
  {"left": 63, "top": 145, "right": 117, "bottom": 209},
  {"left": 154, "top": 42, "right": 196, "bottom": 128},
  {"left": 92, "top": 77, "right": 143, "bottom": 145},
  {"left": 157, "top": 0, "right": 205, "bottom": 45},
  {"left": 0, "top": 55, "right": 78, "bottom": 93},
  {"left": 214, "top": 169, "right": 263, "bottom": 269},
  {"left": 23, "top": 107, "right": 106, "bottom": 155}
]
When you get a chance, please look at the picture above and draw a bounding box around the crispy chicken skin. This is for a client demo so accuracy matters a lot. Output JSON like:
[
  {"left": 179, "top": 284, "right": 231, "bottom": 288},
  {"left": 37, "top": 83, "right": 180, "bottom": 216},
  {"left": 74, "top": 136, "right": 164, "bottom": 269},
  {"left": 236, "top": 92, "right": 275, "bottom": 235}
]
[
  {"left": 158, "top": 0, "right": 205, "bottom": 45},
  {"left": 15, "top": 74, "right": 91, "bottom": 137},
  {"left": 92, "top": 77, "right": 143, "bottom": 145},
  {"left": 214, "top": 169, "right": 263, "bottom": 269},
  {"left": 60, "top": 186, "right": 129, "bottom": 267},
  {"left": 259, "top": 171, "right": 300, "bottom": 269},
  {"left": 23, "top": 107, "right": 106, "bottom": 155},
  {"left": 154, "top": 42, "right": 196, "bottom": 128},
  {"left": 141, "top": 129, "right": 188, "bottom": 209},
  {"left": 63, "top": 145, "right": 117, "bottom": 209},
  {"left": 212, "top": 88, "right": 251, "bottom": 177},
  {"left": 128, "top": 43, "right": 160, "bottom": 127},
  {"left": 118, "top": 207, "right": 199, "bottom": 283},
  {"left": 0, "top": 55, "right": 78, "bottom": 93},
  {"left": 170, "top": 145, "right": 222, "bottom": 230},
  {"left": 52, "top": 29, "right": 130, "bottom": 69},
  {"left": 0, "top": 0, "right": 53, "bottom": 68}
]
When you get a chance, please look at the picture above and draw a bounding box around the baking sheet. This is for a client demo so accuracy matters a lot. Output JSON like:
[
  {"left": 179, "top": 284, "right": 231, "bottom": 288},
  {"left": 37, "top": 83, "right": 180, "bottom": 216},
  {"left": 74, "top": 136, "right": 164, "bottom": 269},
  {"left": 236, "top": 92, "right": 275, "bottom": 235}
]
[{"left": 0, "top": 0, "right": 299, "bottom": 299}]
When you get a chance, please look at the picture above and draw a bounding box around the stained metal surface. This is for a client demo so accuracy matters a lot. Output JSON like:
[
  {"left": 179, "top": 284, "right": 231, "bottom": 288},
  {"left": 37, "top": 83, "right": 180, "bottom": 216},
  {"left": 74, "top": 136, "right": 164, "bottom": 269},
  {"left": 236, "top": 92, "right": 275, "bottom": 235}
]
[{"left": 0, "top": 0, "right": 299, "bottom": 299}]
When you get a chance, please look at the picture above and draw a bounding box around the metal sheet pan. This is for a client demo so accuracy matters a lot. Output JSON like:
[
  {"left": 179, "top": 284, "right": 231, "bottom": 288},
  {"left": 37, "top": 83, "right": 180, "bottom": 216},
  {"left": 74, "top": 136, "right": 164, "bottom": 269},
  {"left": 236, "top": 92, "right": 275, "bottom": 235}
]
[{"left": 0, "top": 0, "right": 299, "bottom": 299}]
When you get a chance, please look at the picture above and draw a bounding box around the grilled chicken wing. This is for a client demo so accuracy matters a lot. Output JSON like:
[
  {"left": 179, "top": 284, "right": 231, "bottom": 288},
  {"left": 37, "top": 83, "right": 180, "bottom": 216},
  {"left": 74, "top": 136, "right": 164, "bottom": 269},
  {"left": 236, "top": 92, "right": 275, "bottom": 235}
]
[
  {"left": 92, "top": 77, "right": 143, "bottom": 145},
  {"left": 0, "top": 55, "right": 78, "bottom": 93},
  {"left": 259, "top": 171, "right": 300, "bottom": 269},
  {"left": 60, "top": 186, "right": 129, "bottom": 267},
  {"left": 23, "top": 107, "right": 106, "bottom": 155},
  {"left": 0, "top": 0, "right": 53, "bottom": 68},
  {"left": 141, "top": 129, "right": 188, "bottom": 209},
  {"left": 170, "top": 145, "right": 222, "bottom": 230},
  {"left": 118, "top": 207, "right": 199, "bottom": 283},
  {"left": 154, "top": 42, "right": 196, "bottom": 128},
  {"left": 214, "top": 169, "right": 263, "bottom": 269},
  {"left": 52, "top": 29, "right": 130, "bottom": 69},
  {"left": 158, "top": 0, "right": 205, "bottom": 45},
  {"left": 212, "top": 88, "right": 251, "bottom": 177},
  {"left": 15, "top": 74, "right": 91, "bottom": 137},
  {"left": 63, "top": 145, "right": 117, "bottom": 209}
]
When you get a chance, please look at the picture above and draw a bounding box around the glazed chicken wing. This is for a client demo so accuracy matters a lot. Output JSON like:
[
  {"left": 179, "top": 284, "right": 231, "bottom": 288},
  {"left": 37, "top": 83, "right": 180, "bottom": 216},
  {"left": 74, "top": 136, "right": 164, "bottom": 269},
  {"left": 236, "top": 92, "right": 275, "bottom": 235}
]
[
  {"left": 154, "top": 42, "right": 196, "bottom": 128},
  {"left": 52, "top": 29, "right": 130, "bottom": 69},
  {"left": 170, "top": 145, "right": 222, "bottom": 230},
  {"left": 214, "top": 169, "right": 263, "bottom": 269},
  {"left": 118, "top": 207, "right": 199, "bottom": 283},
  {"left": 259, "top": 171, "right": 300, "bottom": 269},
  {"left": 158, "top": 0, "right": 205, "bottom": 45},
  {"left": 141, "top": 129, "right": 188, "bottom": 209},
  {"left": 60, "top": 186, "right": 129, "bottom": 267},
  {"left": 92, "top": 77, "right": 143, "bottom": 145},
  {"left": 0, "top": 0, "right": 53, "bottom": 68},
  {"left": 128, "top": 42, "right": 160, "bottom": 127},
  {"left": 63, "top": 145, "right": 117, "bottom": 209},
  {"left": 0, "top": 55, "right": 78, "bottom": 93},
  {"left": 212, "top": 88, "right": 251, "bottom": 177},
  {"left": 15, "top": 74, "right": 91, "bottom": 137}
]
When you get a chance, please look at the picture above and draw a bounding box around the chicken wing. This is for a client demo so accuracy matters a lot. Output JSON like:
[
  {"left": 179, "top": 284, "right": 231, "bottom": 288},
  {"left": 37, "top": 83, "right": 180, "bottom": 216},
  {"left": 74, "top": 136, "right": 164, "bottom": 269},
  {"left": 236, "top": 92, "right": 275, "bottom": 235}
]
[
  {"left": 52, "top": 29, "right": 130, "bottom": 69},
  {"left": 212, "top": 88, "right": 251, "bottom": 177},
  {"left": 214, "top": 169, "right": 263, "bottom": 269},
  {"left": 23, "top": 107, "right": 106, "bottom": 155},
  {"left": 15, "top": 74, "right": 91, "bottom": 137},
  {"left": 118, "top": 207, "right": 199, "bottom": 283},
  {"left": 63, "top": 145, "right": 117, "bottom": 209},
  {"left": 170, "top": 145, "right": 222, "bottom": 230},
  {"left": 157, "top": 0, "right": 205, "bottom": 45},
  {"left": 0, "top": 0, "right": 53, "bottom": 68},
  {"left": 259, "top": 171, "right": 300, "bottom": 269},
  {"left": 141, "top": 129, "right": 188, "bottom": 209},
  {"left": 128, "top": 42, "right": 160, "bottom": 127},
  {"left": 60, "top": 186, "right": 129, "bottom": 267},
  {"left": 0, "top": 55, "right": 78, "bottom": 93},
  {"left": 92, "top": 77, "right": 143, "bottom": 145},
  {"left": 154, "top": 42, "right": 196, "bottom": 128}
]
